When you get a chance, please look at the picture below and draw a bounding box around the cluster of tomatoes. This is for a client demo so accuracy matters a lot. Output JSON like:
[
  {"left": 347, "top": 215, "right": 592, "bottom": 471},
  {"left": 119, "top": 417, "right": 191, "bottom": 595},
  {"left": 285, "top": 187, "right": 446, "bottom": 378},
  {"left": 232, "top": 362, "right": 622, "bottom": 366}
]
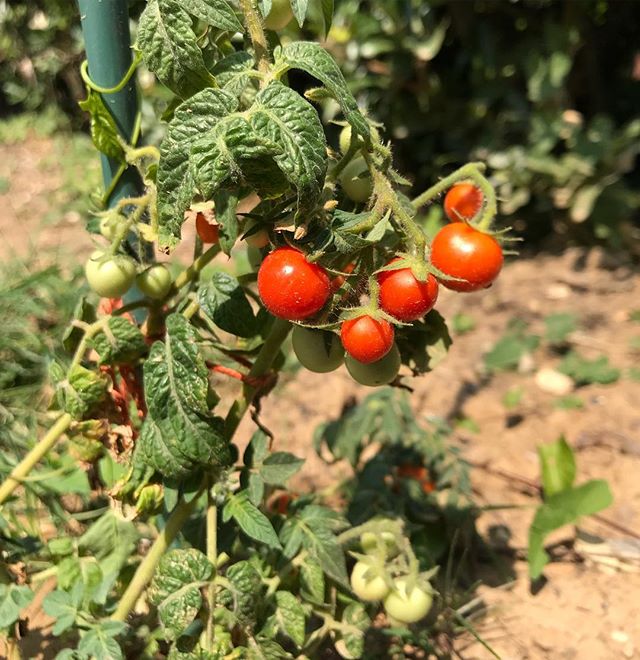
[
  {"left": 350, "top": 532, "right": 433, "bottom": 625},
  {"left": 257, "top": 181, "right": 503, "bottom": 386}
]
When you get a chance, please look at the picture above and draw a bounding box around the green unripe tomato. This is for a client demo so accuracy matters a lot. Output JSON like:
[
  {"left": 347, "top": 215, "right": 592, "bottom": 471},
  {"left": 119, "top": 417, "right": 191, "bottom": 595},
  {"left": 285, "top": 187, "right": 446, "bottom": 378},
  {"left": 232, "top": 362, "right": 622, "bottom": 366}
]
[
  {"left": 99, "top": 215, "right": 119, "bottom": 241},
  {"left": 383, "top": 578, "right": 432, "bottom": 624},
  {"left": 350, "top": 561, "right": 390, "bottom": 602},
  {"left": 340, "top": 157, "right": 373, "bottom": 203},
  {"left": 292, "top": 326, "right": 344, "bottom": 373},
  {"left": 339, "top": 125, "right": 380, "bottom": 155},
  {"left": 85, "top": 250, "right": 136, "bottom": 298},
  {"left": 264, "top": 0, "right": 293, "bottom": 30},
  {"left": 137, "top": 264, "right": 172, "bottom": 300},
  {"left": 345, "top": 343, "right": 401, "bottom": 387},
  {"left": 360, "top": 530, "right": 398, "bottom": 558}
]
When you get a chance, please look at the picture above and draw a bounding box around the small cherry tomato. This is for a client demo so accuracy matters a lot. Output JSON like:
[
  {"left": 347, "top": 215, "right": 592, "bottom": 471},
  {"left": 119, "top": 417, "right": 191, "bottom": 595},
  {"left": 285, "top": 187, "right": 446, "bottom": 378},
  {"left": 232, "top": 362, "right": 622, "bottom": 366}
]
[
  {"left": 444, "top": 182, "right": 483, "bottom": 222},
  {"left": 430, "top": 223, "right": 503, "bottom": 292},
  {"left": 196, "top": 212, "right": 220, "bottom": 244},
  {"left": 383, "top": 579, "right": 433, "bottom": 624},
  {"left": 137, "top": 264, "right": 172, "bottom": 300},
  {"left": 292, "top": 326, "right": 344, "bottom": 373},
  {"left": 341, "top": 315, "right": 394, "bottom": 364},
  {"left": 397, "top": 464, "right": 429, "bottom": 481},
  {"left": 339, "top": 125, "right": 380, "bottom": 155},
  {"left": 264, "top": 0, "right": 293, "bottom": 30},
  {"left": 85, "top": 250, "right": 136, "bottom": 299},
  {"left": 340, "top": 157, "right": 372, "bottom": 203},
  {"left": 257, "top": 247, "right": 330, "bottom": 320},
  {"left": 361, "top": 531, "right": 397, "bottom": 558},
  {"left": 377, "top": 258, "right": 439, "bottom": 322},
  {"left": 99, "top": 215, "right": 123, "bottom": 241},
  {"left": 345, "top": 343, "right": 401, "bottom": 387},
  {"left": 350, "top": 561, "right": 390, "bottom": 602}
]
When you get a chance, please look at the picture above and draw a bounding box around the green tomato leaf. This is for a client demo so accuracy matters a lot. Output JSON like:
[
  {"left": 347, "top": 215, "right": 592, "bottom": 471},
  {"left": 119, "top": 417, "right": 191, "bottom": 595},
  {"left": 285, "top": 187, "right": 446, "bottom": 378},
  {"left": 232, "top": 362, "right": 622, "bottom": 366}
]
[
  {"left": 212, "top": 52, "right": 255, "bottom": 97},
  {"left": 289, "top": 0, "right": 308, "bottom": 27},
  {"left": 223, "top": 491, "right": 282, "bottom": 549},
  {"left": 396, "top": 309, "right": 452, "bottom": 374},
  {"left": 90, "top": 316, "right": 147, "bottom": 365},
  {"left": 77, "top": 621, "right": 126, "bottom": 660},
  {"left": 0, "top": 584, "right": 33, "bottom": 629},
  {"left": 133, "top": 314, "right": 232, "bottom": 479},
  {"left": 276, "top": 42, "right": 369, "bottom": 142},
  {"left": 340, "top": 602, "right": 369, "bottom": 658},
  {"left": 157, "top": 88, "right": 238, "bottom": 248},
  {"left": 259, "top": 452, "right": 304, "bottom": 485},
  {"left": 182, "top": 0, "right": 242, "bottom": 31},
  {"left": 78, "top": 89, "right": 124, "bottom": 161},
  {"left": 214, "top": 190, "right": 239, "bottom": 257},
  {"left": 538, "top": 436, "right": 576, "bottom": 497},
  {"left": 198, "top": 272, "right": 257, "bottom": 338},
  {"left": 247, "top": 472, "right": 265, "bottom": 506},
  {"left": 528, "top": 479, "right": 613, "bottom": 579},
  {"left": 149, "top": 549, "right": 213, "bottom": 640},
  {"left": 250, "top": 82, "right": 327, "bottom": 221},
  {"left": 54, "top": 363, "right": 109, "bottom": 420},
  {"left": 137, "top": 0, "right": 213, "bottom": 98},
  {"left": 62, "top": 297, "right": 97, "bottom": 354},
  {"left": 280, "top": 505, "right": 348, "bottom": 586},
  {"left": 274, "top": 591, "right": 305, "bottom": 647},
  {"left": 300, "top": 559, "right": 325, "bottom": 605},
  {"left": 320, "top": 0, "right": 334, "bottom": 37},
  {"left": 218, "top": 560, "right": 262, "bottom": 630},
  {"left": 43, "top": 584, "right": 83, "bottom": 636}
]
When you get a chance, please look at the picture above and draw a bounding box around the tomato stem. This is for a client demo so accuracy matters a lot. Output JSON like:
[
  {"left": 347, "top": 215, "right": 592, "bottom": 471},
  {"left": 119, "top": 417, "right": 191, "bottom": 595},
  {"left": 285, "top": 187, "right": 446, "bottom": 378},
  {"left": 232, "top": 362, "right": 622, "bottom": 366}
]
[
  {"left": 411, "top": 162, "right": 498, "bottom": 232},
  {"left": 0, "top": 413, "right": 73, "bottom": 507},
  {"left": 111, "top": 486, "right": 205, "bottom": 622},
  {"left": 204, "top": 483, "right": 217, "bottom": 650},
  {"left": 241, "top": 0, "right": 271, "bottom": 79}
]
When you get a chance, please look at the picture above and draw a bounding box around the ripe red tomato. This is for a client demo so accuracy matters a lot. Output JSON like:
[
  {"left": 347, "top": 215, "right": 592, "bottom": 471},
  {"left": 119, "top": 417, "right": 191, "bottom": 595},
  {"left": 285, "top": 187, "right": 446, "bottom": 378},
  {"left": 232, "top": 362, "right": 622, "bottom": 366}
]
[
  {"left": 377, "top": 258, "right": 439, "bottom": 322},
  {"left": 257, "top": 247, "right": 330, "bottom": 320},
  {"left": 444, "top": 182, "right": 483, "bottom": 222},
  {"left": 396, "top": 464, "right": 436, "bottom": 494},
  {"left": 196, "top": 212, "right": 220, "bottom": 244},
  {"left": 341, "top": 315, "right": 394, "bottom": 364},
  {"left": 430, "top": 223, "right": 503, "bottom": 292}
]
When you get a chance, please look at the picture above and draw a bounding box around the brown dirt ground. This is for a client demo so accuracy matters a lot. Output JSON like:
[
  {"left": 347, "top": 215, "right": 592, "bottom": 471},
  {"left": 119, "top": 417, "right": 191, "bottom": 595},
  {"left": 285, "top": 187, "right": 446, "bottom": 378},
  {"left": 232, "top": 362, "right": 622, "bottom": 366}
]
[{"left": 2, "top": 135, "right": 640, "bottom": 659}]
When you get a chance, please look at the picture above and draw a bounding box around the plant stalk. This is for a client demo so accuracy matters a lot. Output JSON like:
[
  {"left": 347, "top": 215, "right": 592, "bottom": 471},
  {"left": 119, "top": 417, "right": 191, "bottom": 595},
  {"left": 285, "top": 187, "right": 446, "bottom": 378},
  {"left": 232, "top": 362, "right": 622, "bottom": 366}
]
[
  {"left": 241, "top": 0, "right": 271, "bottom": 78},
  {"left": 223, "top": 317, "right": 291, "bottom": 440},
  {"left": 0, "top": 413, "right": 73, "bottom": 507},
  {"left": 205, "top": 489, "right": 217, "bottom": 650},
  {"left": 111, "top": 488, "right": 204, "bottom": 622}
]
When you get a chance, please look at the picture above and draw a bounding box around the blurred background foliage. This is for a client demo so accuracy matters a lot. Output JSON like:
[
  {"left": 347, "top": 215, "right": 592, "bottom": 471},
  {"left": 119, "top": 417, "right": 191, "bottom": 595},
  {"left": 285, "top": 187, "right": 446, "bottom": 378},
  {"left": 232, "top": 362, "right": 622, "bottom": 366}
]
[{"left": 0, "top": 0, "right": 638, "bottom": 249}]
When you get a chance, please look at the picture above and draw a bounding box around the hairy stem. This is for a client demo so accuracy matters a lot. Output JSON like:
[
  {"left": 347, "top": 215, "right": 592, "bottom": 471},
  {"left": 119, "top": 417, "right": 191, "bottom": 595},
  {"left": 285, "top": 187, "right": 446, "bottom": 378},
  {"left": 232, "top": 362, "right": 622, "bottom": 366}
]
[
  {"left": 205, "top": 488, "right": 218, "bottom": 650},
  {"left": 411, "top": 162, "right": 497, "bottom": 231},
  {"left": 224, "top": 317, "right": 291, "bottom": 440},
  {"left": 241, "top": 0, "right": 270, "bottom": 78},
  {"left": 0, "top": 413, "right": 73, "bottom": 507},
  {"left": 172, "top": 244, "right": 221, "bottom": 293},
  {"left": 111, "top": 488, "right": 204, "bottom": 622}
]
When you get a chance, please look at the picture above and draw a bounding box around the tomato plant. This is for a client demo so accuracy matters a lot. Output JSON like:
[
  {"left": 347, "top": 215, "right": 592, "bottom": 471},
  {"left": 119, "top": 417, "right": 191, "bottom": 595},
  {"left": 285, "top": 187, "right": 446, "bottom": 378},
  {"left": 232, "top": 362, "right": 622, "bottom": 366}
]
[
  {"left": 430, "top": 223, "right": 504, "bottom": 292},
  {"left": 0, "top": 1, "right": 514, "bottom": 657}
]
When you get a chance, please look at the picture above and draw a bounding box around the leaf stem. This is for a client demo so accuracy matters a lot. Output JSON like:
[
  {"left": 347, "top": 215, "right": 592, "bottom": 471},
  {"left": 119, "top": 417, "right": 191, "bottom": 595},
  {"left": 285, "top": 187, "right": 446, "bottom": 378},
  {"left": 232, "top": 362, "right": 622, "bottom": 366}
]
[
  {"left": 171, "top": 244, "right": 221, "bottom": 293},
  {"left": 223, "top": 317, "right": 291, "bottom": 440},
  {"left": 410, "top": 162, "right": 497, "bottom": 232},
  {"left": 205, "top": 486, "right": 217, "bottom": 650},
  {"left": 0, "top": 413, "right": 73, "bottom": 507},
  {"left": 241, "top": 0, "right": 271, "bottom": 79},
  {"left": 110, "top": 487, "right": 204, "bottom": 622}
]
